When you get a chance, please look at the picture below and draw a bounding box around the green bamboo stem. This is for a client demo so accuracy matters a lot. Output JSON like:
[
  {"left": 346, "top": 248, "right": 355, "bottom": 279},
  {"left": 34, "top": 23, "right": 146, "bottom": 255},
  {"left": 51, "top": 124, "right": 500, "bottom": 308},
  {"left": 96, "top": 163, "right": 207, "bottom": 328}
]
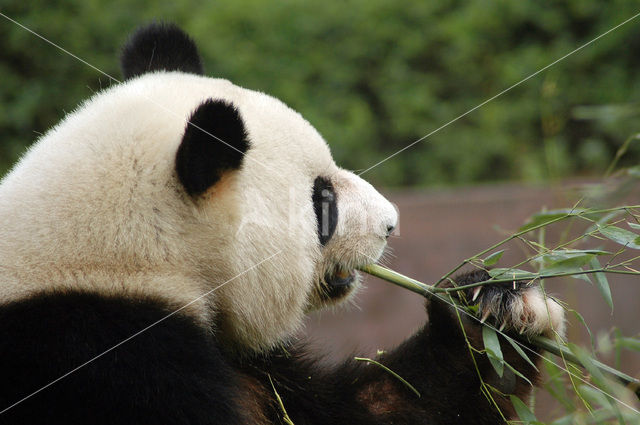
[{"left": 358, "top": 263, "right": 640, "bottom": 392}]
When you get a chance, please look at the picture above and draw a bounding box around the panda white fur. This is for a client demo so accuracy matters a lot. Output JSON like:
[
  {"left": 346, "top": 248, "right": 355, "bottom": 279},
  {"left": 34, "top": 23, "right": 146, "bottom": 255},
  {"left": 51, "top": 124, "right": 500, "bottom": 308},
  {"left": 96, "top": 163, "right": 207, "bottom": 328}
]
[{"left": 0, "top": 24, "right": 564, "bottom": 424}]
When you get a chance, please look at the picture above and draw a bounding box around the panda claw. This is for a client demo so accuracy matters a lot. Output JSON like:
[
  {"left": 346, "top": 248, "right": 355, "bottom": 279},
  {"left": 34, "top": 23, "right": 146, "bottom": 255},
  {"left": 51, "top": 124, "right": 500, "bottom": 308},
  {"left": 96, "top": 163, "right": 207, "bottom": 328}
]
[
  {"left": 480, "top": 309, "right": 491, "bottom": 324},
  {"left": 472, "top": 287, "right": 482, "bottom": 302},
  {"left": 498, "top": 320, "right": 507, "bottom": 332}
]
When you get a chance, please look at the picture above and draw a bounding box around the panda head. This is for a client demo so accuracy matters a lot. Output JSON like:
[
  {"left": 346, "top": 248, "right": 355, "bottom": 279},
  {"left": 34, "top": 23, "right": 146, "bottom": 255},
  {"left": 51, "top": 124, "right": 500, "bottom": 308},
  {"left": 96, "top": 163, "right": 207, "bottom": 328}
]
[{"left": 0, "top": 23, "right": 397, "bottom": 354}]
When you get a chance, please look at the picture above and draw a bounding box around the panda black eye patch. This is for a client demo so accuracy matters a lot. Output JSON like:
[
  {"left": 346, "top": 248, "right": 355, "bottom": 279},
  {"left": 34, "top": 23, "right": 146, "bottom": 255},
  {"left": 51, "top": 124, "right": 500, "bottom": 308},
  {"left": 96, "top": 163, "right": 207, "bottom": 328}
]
[{"left": 312, "top": 176, "right": 338, "bottom": 246}]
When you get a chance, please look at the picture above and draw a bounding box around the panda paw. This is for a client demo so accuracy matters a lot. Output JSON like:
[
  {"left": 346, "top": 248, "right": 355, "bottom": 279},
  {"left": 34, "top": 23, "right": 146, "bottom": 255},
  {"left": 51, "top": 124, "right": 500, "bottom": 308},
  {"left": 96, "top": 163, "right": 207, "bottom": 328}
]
[{"left": 452, "top": 270, "right": 566, "bottom": 338}]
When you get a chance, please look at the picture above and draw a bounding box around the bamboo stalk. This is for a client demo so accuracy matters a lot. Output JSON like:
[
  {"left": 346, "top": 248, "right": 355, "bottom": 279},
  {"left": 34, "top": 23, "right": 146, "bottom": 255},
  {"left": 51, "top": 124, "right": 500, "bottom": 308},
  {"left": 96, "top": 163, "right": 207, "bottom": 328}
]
[{"left": 358, "top": 263, "right": 640, "bottom": 394}]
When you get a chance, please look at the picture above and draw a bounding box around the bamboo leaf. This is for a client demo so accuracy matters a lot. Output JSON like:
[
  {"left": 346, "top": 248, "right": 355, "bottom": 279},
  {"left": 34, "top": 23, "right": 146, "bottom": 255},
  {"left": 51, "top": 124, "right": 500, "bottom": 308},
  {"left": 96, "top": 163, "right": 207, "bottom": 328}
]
[
  {"left": 543, "top": 353, "right": 574, "bottom": 411},
  {"left": 483, "top": 249, "right": 505, "bottom": 267},
  {"left": 505, "top": 335, "right": 538, "bottom": 372},
  {"left": 570, "top": 309, "right": 595, "bottom": 352},
  {"left": 586, "top": 210, "right": 626, "bottom": 234},
  {"left": 577, "top": 385, "right": 614, "bottom": 411},
  {"left": 550, "top": 409, "right": 630, "bottom": 425},
  {"left": 616, "top": 337, "right": 640, "bottom": 352},
  {"left": 598, "top": 225, "right": 640, "bottom": 250},
  {"left": 569, "top": 344, "right": 608, "bottom": 386},
  {"left": 569, "top": 271, "right": 592, "bottom": 284},
  {"left": 589, "top": 257, "right": 613, "bottom": 312},
  {"left": 510, "top": 395, "right": 538, "bottom": 423},
  {"left": 628, "top": 222, "right": 640, "bottom": 230},
  {"left": 504, "top": 360, "right": 533, "bottom": 387},
  {"left": 540, "top": 251, "right": 596, "bottom": 283},
  {"left": 614, "top": 328, "right": 623, "bottom": 369},
  {"left": 482, "top": 326, "right": 504, "bottom": 378},
  {"left": 568, "top": 343, "right": 626, "bottom": 424},
  {"left": 486, "top": 351, "right": 504, "bottom": 378},
  {"left": 540, "top": 249, "right": 608, "bottom": 269},
  {"left": 544, "top": 249, "right": 611, "bottom": 259},
  {"left": 489, "top": 268, "right": 538, "bottom": 280}
]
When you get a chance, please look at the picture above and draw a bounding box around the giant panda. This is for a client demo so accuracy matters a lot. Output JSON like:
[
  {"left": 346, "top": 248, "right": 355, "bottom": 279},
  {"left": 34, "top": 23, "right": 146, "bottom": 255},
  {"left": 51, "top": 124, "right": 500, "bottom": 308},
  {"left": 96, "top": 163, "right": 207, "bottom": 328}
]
[{"left": 0, "top": 23, "right": 565, "bottom": 424}]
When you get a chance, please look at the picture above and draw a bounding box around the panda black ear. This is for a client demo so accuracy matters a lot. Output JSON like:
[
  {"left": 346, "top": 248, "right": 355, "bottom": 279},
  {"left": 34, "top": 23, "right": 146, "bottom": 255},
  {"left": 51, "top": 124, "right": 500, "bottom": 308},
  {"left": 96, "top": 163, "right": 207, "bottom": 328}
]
[
  {"left": 121, "top": 22, "right": 204, "bottom": 80},
  {"left": 176, "top": 99, "right": 250, "bottom": 196}
]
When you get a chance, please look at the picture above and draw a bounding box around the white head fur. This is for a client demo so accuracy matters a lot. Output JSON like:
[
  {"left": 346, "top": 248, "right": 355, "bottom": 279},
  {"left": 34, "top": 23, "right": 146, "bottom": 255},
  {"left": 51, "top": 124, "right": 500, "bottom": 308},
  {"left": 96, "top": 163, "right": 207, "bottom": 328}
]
[{"left": 0, "top": 24, "right": 397, "bottom": 353}]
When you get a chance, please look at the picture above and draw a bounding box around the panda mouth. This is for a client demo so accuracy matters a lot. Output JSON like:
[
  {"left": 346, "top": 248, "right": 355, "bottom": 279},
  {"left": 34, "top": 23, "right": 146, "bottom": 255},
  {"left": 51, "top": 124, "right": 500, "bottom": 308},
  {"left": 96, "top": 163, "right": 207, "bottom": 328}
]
[{"left": 325, "top": 268, "right": 356, "bottom": 287}]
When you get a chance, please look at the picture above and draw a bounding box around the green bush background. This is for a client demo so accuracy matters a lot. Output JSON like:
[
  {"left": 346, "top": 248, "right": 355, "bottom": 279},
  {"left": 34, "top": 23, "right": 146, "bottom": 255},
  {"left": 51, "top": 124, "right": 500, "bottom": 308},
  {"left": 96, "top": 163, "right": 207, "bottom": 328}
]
[{"left": 2, "top": 0, "right": 640, "bottom": 186}]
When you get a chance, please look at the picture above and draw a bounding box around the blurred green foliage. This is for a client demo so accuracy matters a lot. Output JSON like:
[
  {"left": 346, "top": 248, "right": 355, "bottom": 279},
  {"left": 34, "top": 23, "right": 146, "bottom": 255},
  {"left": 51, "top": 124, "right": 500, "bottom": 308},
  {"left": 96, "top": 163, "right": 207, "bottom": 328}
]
[{"left": 1, "top": 0, "right": 640, "bottom": 186}]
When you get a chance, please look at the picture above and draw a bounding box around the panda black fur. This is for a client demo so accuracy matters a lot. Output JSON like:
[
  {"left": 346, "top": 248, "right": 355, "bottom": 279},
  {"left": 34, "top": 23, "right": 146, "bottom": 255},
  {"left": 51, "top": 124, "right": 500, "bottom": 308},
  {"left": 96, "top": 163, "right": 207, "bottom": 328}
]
[{"left": 0, "top": 23, "right": 565, "bottom": 424}]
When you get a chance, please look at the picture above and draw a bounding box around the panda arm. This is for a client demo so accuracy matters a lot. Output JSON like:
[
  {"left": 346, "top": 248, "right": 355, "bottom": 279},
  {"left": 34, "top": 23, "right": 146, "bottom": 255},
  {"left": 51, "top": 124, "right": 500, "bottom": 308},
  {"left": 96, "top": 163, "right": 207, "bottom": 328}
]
[
  {"left": 242, "top": 271, "right": 551, "bottom": 424},
  {"left": 349, "top": 289, "right": 539, "bottom": 423}
]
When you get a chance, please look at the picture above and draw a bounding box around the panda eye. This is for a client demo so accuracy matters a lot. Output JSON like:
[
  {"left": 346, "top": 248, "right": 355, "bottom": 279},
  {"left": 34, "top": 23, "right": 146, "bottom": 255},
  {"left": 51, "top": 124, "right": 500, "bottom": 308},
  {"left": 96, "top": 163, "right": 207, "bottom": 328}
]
[{"left": 312, "top": 176, "right": 338, "bottom": 246}]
